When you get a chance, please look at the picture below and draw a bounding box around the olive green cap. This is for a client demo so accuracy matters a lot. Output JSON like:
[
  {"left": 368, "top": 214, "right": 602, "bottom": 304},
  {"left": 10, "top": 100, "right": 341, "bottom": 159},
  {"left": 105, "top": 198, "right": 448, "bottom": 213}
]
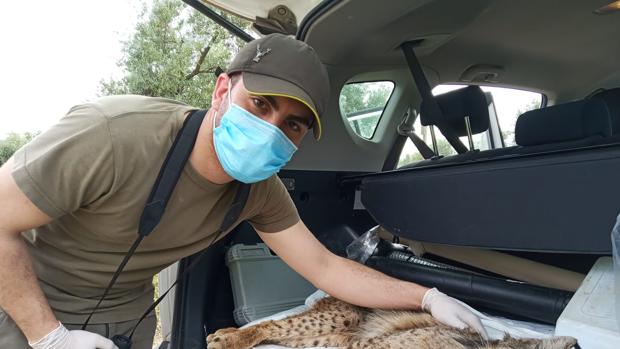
[{"left": 227, "top": 33, "right": 330, "bottom": 140}]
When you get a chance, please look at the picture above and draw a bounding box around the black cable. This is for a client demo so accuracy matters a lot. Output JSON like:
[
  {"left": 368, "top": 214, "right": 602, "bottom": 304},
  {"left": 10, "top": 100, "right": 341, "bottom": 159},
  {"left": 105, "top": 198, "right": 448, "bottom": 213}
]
[
  {"left": 128, "top": 228, "right": 224, "bottom": 339},
  {"left": 81, "top": 236, "right": 144, "bottom": 330}
]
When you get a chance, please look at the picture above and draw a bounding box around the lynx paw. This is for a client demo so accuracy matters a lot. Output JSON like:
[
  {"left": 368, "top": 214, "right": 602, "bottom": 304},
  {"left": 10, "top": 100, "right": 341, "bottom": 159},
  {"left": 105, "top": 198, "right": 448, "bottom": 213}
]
[
  {"left": 207, "top": 327, "right": 262, "bottom": 349},
  {"left": 207, "top": 327, "right": 239, "bottom": 349}
]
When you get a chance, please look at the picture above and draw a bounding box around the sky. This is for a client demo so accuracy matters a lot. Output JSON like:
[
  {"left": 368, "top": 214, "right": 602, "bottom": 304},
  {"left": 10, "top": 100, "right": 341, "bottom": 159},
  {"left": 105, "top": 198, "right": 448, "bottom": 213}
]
[{"left": 0, "top": 0, "right": 146, "bottom": 137}]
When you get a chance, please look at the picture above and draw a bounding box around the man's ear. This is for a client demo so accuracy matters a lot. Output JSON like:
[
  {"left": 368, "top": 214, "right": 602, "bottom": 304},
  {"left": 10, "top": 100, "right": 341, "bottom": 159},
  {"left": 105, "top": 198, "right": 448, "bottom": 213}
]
[{"left": 211, "top": 73, "right": 231, "bottom": 112}]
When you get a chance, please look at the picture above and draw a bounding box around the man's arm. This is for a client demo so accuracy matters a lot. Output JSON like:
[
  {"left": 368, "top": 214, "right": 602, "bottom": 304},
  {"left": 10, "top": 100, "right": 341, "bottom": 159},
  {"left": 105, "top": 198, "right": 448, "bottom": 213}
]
[
  {"left": 257, "top": 220, "right": 427, "bottom": 309},
  {"left": 0, "top": 157, "right": 59, "bottom": 342},
  {"left": 257, "top": 220, "right": 487, "bottom": 336}
]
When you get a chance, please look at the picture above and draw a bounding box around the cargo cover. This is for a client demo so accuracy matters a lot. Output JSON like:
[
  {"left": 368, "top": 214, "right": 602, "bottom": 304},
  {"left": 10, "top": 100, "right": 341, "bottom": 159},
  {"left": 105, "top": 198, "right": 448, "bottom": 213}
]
[{"left": 360, "top": 144, "right": 620, "bottom": 253}]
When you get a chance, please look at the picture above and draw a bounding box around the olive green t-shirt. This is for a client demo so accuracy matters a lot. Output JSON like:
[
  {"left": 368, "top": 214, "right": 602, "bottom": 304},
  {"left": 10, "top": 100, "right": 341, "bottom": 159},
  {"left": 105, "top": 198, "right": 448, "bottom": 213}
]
[{"left": 11, "top": 95, "right": 300, "bottom": 323}]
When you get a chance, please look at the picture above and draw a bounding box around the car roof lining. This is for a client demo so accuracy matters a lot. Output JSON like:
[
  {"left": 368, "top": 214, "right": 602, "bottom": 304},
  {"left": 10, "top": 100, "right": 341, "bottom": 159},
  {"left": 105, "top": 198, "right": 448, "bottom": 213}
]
[{"left": 301, "top": 0, "right": 620, "bottom": 101}]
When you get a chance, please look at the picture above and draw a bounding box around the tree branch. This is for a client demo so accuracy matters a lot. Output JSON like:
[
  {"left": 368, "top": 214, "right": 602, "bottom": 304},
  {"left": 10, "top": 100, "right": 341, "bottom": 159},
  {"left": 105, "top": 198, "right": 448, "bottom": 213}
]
[
  {"left": 185, "top": 30, "right": 222, "bottom": 80},
  {"left": 185, "top": 45, "right": 211, "bottom": 80}
]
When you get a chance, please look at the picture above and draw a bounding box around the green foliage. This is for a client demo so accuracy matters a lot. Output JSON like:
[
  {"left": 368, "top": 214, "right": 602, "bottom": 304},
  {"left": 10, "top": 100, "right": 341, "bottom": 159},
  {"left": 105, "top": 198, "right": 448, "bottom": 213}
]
[
  {"left": 397, "top": 138, "right": 457, "bottom": 167},
  {"left": 340, "top": 82, "right": 392, "bottom": 116},
  {"left": 398, "top": 152, "right": 424, "bottom": 167},
  {"left": 340, "top": 84, "right": 366, "bottom": 116},
  {"left": 0, "top": 132, "right": 39, "bottom": 165},
  {"left": 99, "top": 0, "right": 251, "bottom": 108},
  {"left": 349, "top": 117, "right": 378, "bottom": 139},
  {"left": 438, "top": 138, "right": 458, "bottom": 155},
  {"left": 340, "top": 82, "right": 393, "bottom": 139}
]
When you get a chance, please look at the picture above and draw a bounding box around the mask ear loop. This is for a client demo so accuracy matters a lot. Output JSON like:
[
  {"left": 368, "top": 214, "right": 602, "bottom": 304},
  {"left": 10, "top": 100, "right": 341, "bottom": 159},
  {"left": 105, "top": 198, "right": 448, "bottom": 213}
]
[
  {"left": 213, "top": 79, "right": 232, "bottom": 130},
  {"left": 212, "top": 105, "right": 217, "bottom": 130},
  {"left": 214, "top": 78, "right": 233, "bottom": 130},
  {"left": 227, "top": 78, "right": 232, "bottom": 106}
]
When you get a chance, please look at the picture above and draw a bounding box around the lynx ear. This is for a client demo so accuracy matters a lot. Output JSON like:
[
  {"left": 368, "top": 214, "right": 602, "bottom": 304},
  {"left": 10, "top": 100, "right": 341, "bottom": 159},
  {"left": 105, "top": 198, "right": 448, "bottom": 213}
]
[{"left": 537, "top": 336, "right": 579, "bottom": 349}]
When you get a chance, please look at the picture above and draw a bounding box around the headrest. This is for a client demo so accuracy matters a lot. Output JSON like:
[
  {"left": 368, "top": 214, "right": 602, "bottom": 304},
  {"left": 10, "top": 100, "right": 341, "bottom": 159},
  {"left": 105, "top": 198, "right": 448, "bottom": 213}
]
[
  {"left": 515, "top": 99, "right": 611, "bottom": 146},
  {"left": 590, "top": 88, "right": 620, "bottom": 134},
  {"left": 421, "top": 85, "right": 490, "bottom": 136}
]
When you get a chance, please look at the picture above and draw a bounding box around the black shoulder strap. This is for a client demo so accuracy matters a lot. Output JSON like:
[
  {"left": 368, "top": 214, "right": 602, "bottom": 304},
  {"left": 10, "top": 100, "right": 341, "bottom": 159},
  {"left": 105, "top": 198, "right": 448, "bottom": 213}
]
[
  {"left": 138, "top": 109, "right": 208, "bottom": 237},
  {"left": 82, "top": 109, "right": 251, "bottom": 330}
]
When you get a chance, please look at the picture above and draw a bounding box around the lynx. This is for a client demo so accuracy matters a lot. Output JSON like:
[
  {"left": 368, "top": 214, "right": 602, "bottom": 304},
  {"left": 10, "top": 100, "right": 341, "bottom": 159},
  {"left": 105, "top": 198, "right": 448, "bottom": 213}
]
[{"left": 207, "top": 297, "right": 578, "bottom": 349}]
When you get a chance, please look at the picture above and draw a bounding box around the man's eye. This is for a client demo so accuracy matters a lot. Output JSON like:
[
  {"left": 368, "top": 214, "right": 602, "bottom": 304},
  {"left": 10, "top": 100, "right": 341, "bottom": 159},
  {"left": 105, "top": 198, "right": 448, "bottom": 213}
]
[
  {"left": 288, "top": 120, "right": 303, "bottom": 132},
  {"left": 252, "top": 98, "right": 266, "bottom": 109}
]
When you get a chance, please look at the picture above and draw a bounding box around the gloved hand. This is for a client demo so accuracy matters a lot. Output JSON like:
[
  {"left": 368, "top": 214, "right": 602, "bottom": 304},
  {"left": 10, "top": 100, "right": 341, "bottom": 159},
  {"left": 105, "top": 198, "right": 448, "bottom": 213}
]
[
  {"left": 28, "top": 322, "right": 118, "bottom": 349},
  {"left": 422, "top": 288, "right": 488, "bottom": 339}
]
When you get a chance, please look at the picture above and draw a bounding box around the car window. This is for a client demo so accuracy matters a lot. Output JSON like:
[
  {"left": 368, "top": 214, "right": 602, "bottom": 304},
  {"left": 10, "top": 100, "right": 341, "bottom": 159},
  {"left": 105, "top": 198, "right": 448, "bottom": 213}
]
[
  {"left": 340, "top": 81, "right": 395, "bottom": 139},
  {"left": 476, "top": 86, "right": 543, "bottom": 147},
  {"left": 398, "top": 85, "right": 543, "bottom": 167}
]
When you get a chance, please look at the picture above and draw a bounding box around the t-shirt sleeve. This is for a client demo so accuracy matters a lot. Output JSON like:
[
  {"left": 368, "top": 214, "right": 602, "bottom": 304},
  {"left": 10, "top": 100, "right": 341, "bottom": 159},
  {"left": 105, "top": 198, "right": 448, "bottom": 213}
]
[
  {"left": 248, "top": 175, "right": 300, "bottom": 233},
  {"left": 11, "top": 103, "right": 115, "bottom": 218}
]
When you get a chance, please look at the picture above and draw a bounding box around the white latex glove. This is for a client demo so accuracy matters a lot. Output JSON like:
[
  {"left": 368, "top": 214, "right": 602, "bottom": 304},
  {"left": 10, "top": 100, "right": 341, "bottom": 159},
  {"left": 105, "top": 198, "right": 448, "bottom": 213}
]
[
  {"left": 422, "top": 288, "right": 488, "bottom": 339},
  {"left": 29, "top": 322, "right": 118, "bottom": 349}
]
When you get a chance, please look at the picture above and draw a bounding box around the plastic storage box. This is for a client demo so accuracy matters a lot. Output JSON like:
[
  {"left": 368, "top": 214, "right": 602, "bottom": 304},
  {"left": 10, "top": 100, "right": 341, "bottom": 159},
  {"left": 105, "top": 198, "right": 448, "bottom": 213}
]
[
  {"left": 226, "top": 243, "right": 316, "bottom": 325},
  {"left": 555, "top": 257, "right": 619, "bottom": 349}
]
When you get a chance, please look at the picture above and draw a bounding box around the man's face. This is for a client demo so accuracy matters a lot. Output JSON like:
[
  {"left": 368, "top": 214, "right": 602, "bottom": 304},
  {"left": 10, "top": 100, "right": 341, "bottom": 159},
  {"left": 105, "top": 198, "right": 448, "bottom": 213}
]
[{"left": 221, "top": 75, "right": 315, "bottom": 147}]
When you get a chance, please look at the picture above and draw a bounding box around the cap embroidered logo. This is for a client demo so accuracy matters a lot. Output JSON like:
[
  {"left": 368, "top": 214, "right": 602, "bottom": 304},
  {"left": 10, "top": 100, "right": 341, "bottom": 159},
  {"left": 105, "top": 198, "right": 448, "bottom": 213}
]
[{"left": 253, "top": 44, "right": 272, "bottom": 63}]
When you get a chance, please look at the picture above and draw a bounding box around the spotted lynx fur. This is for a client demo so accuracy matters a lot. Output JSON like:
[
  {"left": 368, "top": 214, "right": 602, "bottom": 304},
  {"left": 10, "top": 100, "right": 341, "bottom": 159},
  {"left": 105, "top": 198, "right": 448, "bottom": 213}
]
[{"left": 207, "top": 297, "right": 578, "bottom": 349}]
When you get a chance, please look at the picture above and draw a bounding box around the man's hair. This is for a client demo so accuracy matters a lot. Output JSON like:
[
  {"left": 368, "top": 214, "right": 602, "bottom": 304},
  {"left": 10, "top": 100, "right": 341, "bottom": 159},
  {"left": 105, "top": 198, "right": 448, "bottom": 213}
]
[{"left": 229, "top": 73, "right": 241, "bottom": 88}]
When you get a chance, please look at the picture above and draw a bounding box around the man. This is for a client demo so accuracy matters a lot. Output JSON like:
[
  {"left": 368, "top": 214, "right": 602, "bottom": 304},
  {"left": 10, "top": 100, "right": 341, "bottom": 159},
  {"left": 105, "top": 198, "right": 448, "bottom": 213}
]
[{"left": 0, "top": 34, "right": 485, "bottom": 349}]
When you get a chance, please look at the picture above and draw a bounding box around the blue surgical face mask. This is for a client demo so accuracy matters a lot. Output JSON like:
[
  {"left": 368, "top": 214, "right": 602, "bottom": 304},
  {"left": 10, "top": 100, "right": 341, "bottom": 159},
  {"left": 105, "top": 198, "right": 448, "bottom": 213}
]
[{"left": 213, "top": 81, "right": 298, "bottom": 183}]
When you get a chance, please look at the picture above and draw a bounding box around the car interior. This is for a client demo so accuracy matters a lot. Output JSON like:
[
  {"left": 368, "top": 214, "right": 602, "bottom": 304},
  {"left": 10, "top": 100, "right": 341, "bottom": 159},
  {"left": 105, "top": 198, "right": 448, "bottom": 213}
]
[{"left": 158, "top": 1, "right": 620, "bottom": 348}]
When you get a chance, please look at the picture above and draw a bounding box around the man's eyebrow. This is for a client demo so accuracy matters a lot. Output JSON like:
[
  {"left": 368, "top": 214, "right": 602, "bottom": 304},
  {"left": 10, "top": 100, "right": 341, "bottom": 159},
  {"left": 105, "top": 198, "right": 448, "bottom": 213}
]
[
  {"left": 264, "top": 95, "right": 314, "bottom": 128},
  {"left": 264, "top": 95, "right": 280, "bottom": 111},
  {"left": 288, "top": 115, "right": 313, "bottom": 128}
]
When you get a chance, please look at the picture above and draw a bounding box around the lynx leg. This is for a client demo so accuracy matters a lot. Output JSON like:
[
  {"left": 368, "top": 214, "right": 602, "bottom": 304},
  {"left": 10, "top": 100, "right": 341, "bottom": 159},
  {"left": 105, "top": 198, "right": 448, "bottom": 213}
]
[
  {"left": 358, "top": 310, "right": 438, "bottom": 337},
  {"left": 207, "top": 297, "right": 366, "bottom": 348},
  {"left": 483, "top": 335, "right": 579, "bottom": 349},
  {"left": 346, "top": 326, "right": 488, "bottom": 349},
  {"left": 258, "top": 297, "right": 366, "bottom": 340},
  {"left": 266, "top": 333, "right": 355, "bottom": 348}
]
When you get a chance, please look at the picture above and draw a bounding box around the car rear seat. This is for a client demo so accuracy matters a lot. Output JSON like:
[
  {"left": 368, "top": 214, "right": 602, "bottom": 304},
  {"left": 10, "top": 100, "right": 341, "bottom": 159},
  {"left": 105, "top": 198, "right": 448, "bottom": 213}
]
[
  {"left": 506, "top": 97, "right": 612, "bottom": 154},
  {"left": 404, "top": 94, "right": 613, "bottom": 169},
  {"left": 404, "top": 86, "right": 492, "bottom": 168},
  {"left": 590, "top": 87, "right": 620, "bottom": 137}
]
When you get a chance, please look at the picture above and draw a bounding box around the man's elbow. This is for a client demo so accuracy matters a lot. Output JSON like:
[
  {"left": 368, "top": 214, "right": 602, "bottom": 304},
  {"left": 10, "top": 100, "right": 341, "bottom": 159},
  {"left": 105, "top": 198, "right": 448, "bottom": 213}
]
[{"left": 308, "top": 251, "right": 342, "bottom": 290}]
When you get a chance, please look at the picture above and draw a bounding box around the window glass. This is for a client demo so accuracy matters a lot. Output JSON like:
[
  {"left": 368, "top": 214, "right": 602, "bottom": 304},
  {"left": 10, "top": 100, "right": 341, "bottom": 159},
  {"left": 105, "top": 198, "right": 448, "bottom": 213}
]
[
  {"left": 340, "top": 81, "right": 395, "bottom": 139},
  {"left": 481, "top": 86, "right": 543, "bottom": 146},
  {"left": 398, "top": 85, "right": 543, "bottom": 168}
]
